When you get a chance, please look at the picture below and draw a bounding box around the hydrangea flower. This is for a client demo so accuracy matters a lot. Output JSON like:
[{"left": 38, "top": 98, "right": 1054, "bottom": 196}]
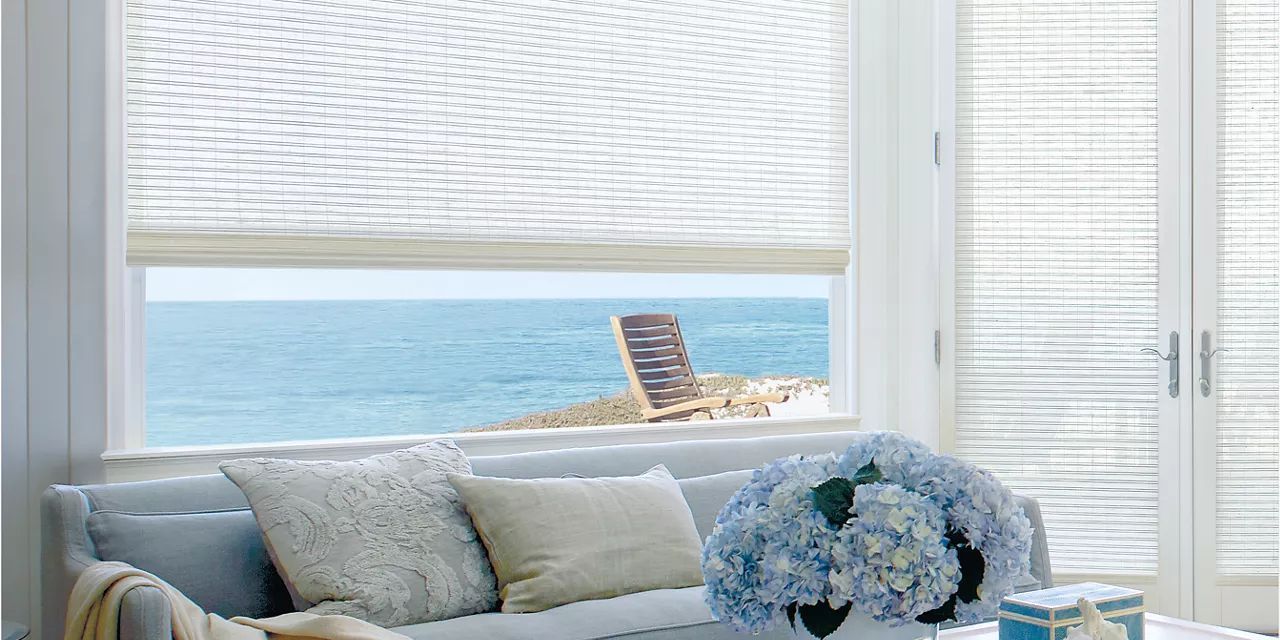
[
  {"left": 703, "top": 454, "right": 839, "bottom": 633},
  {"left": 701, "top": 508, "right": 778, "bottom": 634},
  {"left": 911, "top": 455, "right": 1033, "bottom": 622},
  {"left": 702, "top": 431, "right": 1033, "bottom": 632},
  {"left": 836, "top": 436, "right": 1033, "bottom": 623},
  {"left": 827, "top": 483, "right": 960, "bottom": 625}
]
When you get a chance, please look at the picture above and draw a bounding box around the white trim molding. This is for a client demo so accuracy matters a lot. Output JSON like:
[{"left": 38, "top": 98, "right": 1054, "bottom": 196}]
[
  {"left": 102, "top": 414, "right": 863, "bottom": 483},
  {"left": 855, "top": 0, "right": 941, "bottom": 446}
]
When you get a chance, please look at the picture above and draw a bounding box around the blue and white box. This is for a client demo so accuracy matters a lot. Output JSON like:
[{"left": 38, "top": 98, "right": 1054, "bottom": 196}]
[{"left": 999, "top": 583, "right": 1145, "bottom": 640}]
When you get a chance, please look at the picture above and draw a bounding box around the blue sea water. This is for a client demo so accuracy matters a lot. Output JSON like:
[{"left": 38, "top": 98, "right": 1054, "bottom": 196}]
[{"left": 146, "top": 298, "right": 828, "bottom": 446}]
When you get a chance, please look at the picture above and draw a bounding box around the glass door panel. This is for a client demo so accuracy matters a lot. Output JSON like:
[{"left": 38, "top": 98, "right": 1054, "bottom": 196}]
[{"left": 1192, "top": 0, "right": 1279, "bottom": 631}]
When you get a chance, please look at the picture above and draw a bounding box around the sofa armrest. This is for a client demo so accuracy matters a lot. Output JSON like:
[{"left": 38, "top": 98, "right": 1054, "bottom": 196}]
[
  {"left": 1013, "top": 494, "right": 1054, "bottom": 589},
  {"left": 43, "top": 485, "right": 101, "bottom": 639},
  {"left": 119, "top": 585, "right": 173, "bottom": 640}
]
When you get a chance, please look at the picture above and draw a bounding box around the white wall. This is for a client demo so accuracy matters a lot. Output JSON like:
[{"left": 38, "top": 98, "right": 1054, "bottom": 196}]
[{"left": 3, "top": 0, "right": 111, "bottom": 634}]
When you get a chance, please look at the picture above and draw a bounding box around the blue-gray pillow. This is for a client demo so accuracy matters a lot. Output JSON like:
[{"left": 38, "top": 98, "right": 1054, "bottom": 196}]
[{"left": 86, "top": 508, "right": 293, "bottom": 618}]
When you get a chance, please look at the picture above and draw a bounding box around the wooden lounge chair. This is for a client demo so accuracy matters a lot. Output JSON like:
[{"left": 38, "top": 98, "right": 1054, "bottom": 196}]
[{"left": 610, "top": 313, "right": 790, "bottom": 422}]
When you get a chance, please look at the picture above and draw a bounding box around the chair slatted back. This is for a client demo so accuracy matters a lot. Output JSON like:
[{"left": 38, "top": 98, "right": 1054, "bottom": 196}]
[{"left": 610, "top": 313, "right": 706, "bottom": 421}]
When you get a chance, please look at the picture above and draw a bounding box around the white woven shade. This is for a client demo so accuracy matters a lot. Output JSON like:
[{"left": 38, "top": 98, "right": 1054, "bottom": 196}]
[
  {"left": 1214, "top": 0, "right": 1279, "bottom": 578},
  {"left": 954, "top": 0, "right": 1162, "bottom": 574},
  {"left": 124, "top": 0, "right": 851, "bottom": 273}
]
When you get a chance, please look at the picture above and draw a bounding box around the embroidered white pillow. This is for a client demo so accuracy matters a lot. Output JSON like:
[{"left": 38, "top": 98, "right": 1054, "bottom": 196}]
[
  {"left": 446, "top": 464, "right": 704, "bottom": 613},
  {"left": 219, "top": 441, "right": 497, "bottom": 626}
]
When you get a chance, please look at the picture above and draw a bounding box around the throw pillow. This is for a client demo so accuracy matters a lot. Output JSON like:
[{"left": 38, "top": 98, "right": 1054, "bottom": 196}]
[
  {"left": 219, "top": 441, "right": 498, "bottom": 627},
  {"left": 446, "top": 464, "right": 704, "bottom": 613}
]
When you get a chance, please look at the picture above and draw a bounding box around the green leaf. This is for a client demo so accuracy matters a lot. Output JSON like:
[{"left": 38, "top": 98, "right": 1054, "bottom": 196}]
[
  {"left": 916, "top": 594, "right": 957, "bottom": 624},
  {"left": 811, "top": 477, "right": 856, "bottom": 527},
  {"left": 946, "top": 528, "right": 986, "bottom": 604},
  {"left": 852, "top": 460, "right": 883, "bottom": 485},
  {"left": 917, "top": 529, "right": 987, "bottom": 625},
  {"left": 954, "top": 545, "right": 985, "bottom": 603},
  {"left": 786, "top": 603, "right": 798, "bottom": 631},
  {"left": 799, "top": 601, "right": 852, "bottom": 639}
]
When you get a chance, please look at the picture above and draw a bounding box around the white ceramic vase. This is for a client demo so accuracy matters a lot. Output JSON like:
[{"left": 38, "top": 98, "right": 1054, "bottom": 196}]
[{"left": 795, "top": 611, "right": 939, "bottom": 640}]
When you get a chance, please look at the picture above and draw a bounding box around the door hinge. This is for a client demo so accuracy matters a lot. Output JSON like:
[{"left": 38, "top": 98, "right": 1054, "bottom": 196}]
[
  {"left": 933, "top": 330, "right": 941, "bottom": 365},
  {"left": 933, "top": 131, "right": 941, "bottom": 166}
]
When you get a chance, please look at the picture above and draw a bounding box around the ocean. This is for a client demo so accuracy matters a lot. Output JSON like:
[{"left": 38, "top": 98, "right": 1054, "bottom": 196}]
[{"left": 146, "top": 298, "right": 829, "bottom": 446}]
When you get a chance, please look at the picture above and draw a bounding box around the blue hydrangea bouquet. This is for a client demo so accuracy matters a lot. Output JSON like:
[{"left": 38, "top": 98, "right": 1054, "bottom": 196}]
[{"left": 702, "top": 432, "right": 1033, "bottom": 639}]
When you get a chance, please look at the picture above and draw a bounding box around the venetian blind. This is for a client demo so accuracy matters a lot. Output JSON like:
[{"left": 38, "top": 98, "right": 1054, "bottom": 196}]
[
  {"left": 123, "top": 0, "right": 850, "bottom": 273},
  {"left": 1215, "top": 0, "right": 1279, "bottom": 577},
  {"left": 954, "top": 0, "right": 1161, "bottom": 574}
]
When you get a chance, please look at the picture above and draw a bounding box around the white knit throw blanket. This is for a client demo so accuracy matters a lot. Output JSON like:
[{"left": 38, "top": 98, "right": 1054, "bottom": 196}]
[{"left": 65, "top": 562, "right": 410, "bottom": 640}]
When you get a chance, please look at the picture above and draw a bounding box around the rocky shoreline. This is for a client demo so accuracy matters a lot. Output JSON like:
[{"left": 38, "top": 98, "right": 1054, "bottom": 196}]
[{"left": 467, "top": 374, "right": 829, "bottom": 432}]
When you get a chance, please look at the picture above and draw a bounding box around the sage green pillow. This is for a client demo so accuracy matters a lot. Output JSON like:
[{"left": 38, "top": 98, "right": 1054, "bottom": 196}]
[{"left": 447, "top": 464, "right": 704, "bottom": 613}]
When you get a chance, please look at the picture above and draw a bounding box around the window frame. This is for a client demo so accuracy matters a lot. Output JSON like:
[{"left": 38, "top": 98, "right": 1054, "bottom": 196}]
[{"left": 114, "top": 270, "right": 855, "bottom": 461}]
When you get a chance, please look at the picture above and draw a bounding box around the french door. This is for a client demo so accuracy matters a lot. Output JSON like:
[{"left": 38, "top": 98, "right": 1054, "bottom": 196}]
[
  {"left": 943, "top": 0, "right": 1278, "bottom": 632},
  {"left": 1189, "top": 0, "right": 1279, "bottom": 630}
]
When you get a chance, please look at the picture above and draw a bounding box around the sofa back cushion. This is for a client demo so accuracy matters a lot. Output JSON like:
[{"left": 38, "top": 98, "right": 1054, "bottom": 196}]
[
  {"left": 469, "top": 431, "right": 864, "bottom": 480},
  {"left": 86, "top": 508, "right": 293, "bottom": 618}
]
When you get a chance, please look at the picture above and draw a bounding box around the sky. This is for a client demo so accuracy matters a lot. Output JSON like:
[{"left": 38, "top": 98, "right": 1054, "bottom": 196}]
[{"left": 145, "top": 269, "right": 830, "bottom": 301}]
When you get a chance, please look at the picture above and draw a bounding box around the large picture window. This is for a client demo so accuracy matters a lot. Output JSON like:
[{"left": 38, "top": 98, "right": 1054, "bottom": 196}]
[
  {"left": 120, "top": 0, "right": 854, "bottom": 449},
  {"left": 143, "top": 269, "right": 834, "bottom": 446}
]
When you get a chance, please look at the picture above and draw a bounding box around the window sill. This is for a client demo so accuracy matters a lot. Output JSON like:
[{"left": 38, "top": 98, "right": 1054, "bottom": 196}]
[{"left": 101, "top": 413, "right": 861, "bottom": 482}]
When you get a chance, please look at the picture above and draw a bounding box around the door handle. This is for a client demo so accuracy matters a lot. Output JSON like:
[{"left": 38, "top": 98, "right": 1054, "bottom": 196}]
[
  {"left": 1199, "top": 330, "right": 1225, "bottom": 397},
  {"left": 1140, "top": 331, "right": 1179, "bottom": 398}
]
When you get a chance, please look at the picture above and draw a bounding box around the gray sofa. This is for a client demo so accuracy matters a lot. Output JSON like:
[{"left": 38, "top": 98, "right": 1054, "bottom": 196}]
[{"left": 44, "top": 431, "right": 1053, "bottom": 640}]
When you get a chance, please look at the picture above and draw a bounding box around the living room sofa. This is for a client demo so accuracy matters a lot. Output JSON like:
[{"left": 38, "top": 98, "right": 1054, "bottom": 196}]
[{"left": 44, "top": 431, "right": 1052, "bottom": 640}]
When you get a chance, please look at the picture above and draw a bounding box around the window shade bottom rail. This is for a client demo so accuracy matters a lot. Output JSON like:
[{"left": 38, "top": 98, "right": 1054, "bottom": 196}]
[{"left": 126, "top": 231, "right": 851, "bottom": 275}]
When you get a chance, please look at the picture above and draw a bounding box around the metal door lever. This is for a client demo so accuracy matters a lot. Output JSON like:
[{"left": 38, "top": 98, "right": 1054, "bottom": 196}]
[
  {"left": 1199, "top": 330, "right": 1224, "bottom": 397},
  {"left": 1140, "top": 331, "right": 1179, "bottom": 398}
]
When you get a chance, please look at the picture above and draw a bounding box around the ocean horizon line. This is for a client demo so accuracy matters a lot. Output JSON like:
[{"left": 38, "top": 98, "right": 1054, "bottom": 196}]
[{"left": 148, "top": 295, "right": 829, "bottom": 304}]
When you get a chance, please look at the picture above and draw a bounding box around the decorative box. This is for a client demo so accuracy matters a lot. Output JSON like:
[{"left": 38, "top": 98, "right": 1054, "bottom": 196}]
[{"left": 999, "top": 583, "right": 1145, "bottom": 640}]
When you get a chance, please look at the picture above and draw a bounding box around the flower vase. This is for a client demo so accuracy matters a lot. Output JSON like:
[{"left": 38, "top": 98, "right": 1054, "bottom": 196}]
[{"left": 795, "top": 611, "right": 938, "bottom": 640}]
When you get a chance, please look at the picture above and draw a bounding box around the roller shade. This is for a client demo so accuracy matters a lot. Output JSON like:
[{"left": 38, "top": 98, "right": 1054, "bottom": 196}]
[
  {"left": 124, "top": 0, "right": 851, "bottom": 274},
  {"left": 953, "top": 0, "right": 1162, "bottom": 574},
  {"left": 1215, "top": 0, "right": 1279, "bottom": 578}
]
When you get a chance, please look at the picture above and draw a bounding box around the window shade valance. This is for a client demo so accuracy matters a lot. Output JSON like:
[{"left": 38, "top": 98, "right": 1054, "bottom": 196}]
[{"left": 124, "top": 0, "right": 851, "bottom": 274}]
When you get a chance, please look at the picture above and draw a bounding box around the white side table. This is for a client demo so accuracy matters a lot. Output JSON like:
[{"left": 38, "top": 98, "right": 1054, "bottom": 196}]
[{"left": 940, "top": 614, "right": 1272, "bottom": 640}]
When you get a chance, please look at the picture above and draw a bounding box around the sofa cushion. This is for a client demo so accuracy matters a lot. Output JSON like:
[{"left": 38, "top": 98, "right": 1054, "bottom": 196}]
[
  {"left": 86, "top": 508, "right": 293, "bottom": 619},
  {"left": 447, "top": 465, "right": 704, "bottom": 613},
  {"left": 219, "top": 441, "right": 498, "bottom": 627},
  {"left": 677, "top": 469, "right": 754, "bottom": 541},
  {"left": 390, "top": 586, "right": 796, "bottom": 640},
  {"left": 467, "top": 431, "right": 863, "bottom": 480}
]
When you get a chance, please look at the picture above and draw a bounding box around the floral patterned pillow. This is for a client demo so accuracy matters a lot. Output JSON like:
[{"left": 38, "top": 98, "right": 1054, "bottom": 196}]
[{"left": 220, "top": 441, "right": 498, "bottom": 627}]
